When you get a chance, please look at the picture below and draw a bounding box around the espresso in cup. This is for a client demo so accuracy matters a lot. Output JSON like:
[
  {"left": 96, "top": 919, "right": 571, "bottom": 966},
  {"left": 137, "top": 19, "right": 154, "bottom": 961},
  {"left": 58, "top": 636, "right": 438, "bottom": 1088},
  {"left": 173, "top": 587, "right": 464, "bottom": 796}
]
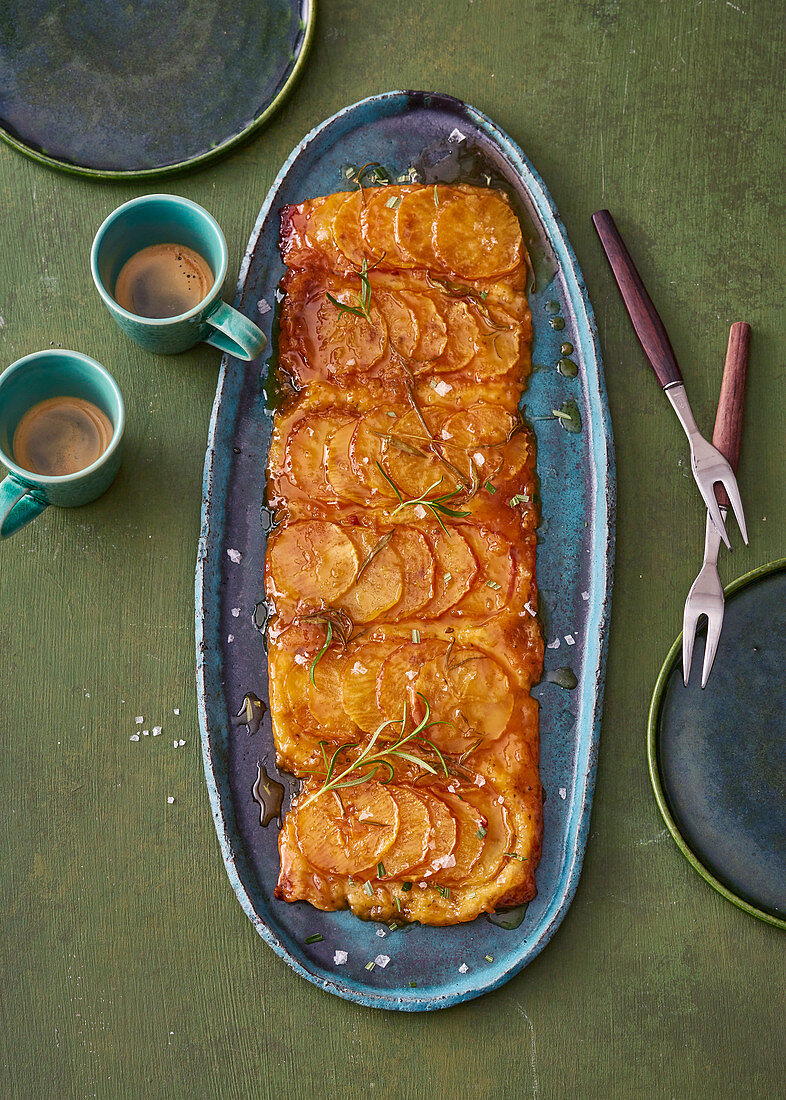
[
  {"left": 12, "top": 396, "right": 114, "bottom": 476},
  {"left": 114, "top": 243, "right": 213, "bottom": 318}
]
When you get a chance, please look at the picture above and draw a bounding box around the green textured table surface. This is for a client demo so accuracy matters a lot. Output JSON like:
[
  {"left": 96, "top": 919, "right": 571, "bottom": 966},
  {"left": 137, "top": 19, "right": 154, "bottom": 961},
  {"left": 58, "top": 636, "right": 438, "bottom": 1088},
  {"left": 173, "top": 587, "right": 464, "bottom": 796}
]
[{"left": 1, "top": 2, "right": 783, "bottom": 1097}]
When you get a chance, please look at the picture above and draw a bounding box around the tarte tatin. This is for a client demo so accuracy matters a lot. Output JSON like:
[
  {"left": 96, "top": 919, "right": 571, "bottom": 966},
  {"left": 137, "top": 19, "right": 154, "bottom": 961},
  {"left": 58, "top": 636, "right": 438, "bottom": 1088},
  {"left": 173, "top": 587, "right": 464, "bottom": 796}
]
[{"left": 266, "top": 181, "right": 543, "bottom": 924}]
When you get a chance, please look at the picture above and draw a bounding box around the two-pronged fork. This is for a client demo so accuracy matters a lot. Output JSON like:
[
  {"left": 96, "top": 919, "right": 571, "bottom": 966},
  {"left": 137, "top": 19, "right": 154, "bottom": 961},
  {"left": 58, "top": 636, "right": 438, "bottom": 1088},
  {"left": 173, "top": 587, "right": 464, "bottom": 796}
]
[
  {"left": 682, "top": 322, "right": 751, "bottom": 687},
  {"left": 592, "top": 210, "right": 748, "bottom": 549}
]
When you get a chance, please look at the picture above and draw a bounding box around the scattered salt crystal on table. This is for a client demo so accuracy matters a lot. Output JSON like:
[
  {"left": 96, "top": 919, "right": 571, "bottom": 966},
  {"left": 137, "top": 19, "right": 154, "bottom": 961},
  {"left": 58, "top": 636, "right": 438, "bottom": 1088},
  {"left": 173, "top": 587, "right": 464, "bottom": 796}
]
[
  {"left": 231, "top": 608, "right": 241, "bottom": 618},
  {"left": 135, "top": 716, "right": 143, "bottom": 724},
  {"left": 375, "top": 955, "right": 390, "bottom": 968},
  {"left": 546, "top": 639, "right": 560, "bottom": 649},
  {"left": 173, "top": 709, "right": 180, "bottom": 716},
  {"left": 167, "top": 796, "right": 174, "bottom": 804},
  {"left": 581, "top": 591, "right": 589, "bottom": 601},
  {"left": 227, "top": 548, "right": 242, "bottom": 564},
  {"left": 458, "top": 963, "right": 468, "bottom": 974},
  {"left": 173, "top": 740, "right": 179, "bottom": 748},
  {"left": 333, "top": 950, "right": 348, "bottom": 965},
  {"left": 178, "top": 739, "right": 185, "bottom": 747},
  {"left": 564, "top": 634, "right": 575, "bottom": 645},
  {"left": 142, "top": 729, "right": 149, "bottom": 736},
  {"left": 129, "top": 734, "right": 139, "bottom": 742},
  {"left": 559, "top": 788, "right": 567, "bottom": 800},
  {"left": 257, "top": 298, "right": 272, "bottom": 315},
  {"left": 227, "top": 634, "right": 234, "bottom": 644},
  {"left": 449, "top": 128, "right": 467, "bottom": 143},
  {"left": 152, "top": 726, "right": 162, "bottom": 737},
  {"left": 376, "top": 928, "right": 386, "bottom": 937}
]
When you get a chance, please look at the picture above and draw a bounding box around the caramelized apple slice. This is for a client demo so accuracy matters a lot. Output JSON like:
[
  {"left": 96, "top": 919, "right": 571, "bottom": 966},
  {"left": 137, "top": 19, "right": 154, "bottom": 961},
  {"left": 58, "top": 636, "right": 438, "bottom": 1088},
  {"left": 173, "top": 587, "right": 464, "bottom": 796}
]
[
  {"left": 339, "top": 528, "right": 404, "bottom": 622},
  {"left": 468, "top": 322, "right": 523, "bottom": 379},
  {"left": 434, "top": 189, "right": 522, "bottom": 278},
  {"left": 390, "top": 527, "right": 435, "bottom": 617},
  {"left": 460, "top": 785, "right": 513, "bottom": 883},
  {"left": 376, "top": 291, "right": 419, "bottom": 357},
  {"left": 430, "top": 298, "right": 481, "bottom": 373},
  {"left": 430, "top": 790, "right": 485, "bottom": 886},
  {"left": 399, "top": 291, "right": 448, "bottom": 363},
  {"left": 375, "top": 638, "right": 447, "bottom": 720},
  {"left": 411, "top": 647, "right": 513, "bottom": 748},
  {"left": 294, "top": 781, "right": 399, "bottom": 876},
  {"left": 267, "top": 521, "right": 358, "bottom": 604},
  {"left": 285, "top": 656, "right": 348, "bottom": 731},
  {"left": 360, "top": 186, "right": 418, "bottom": 267},
  {"left": 458, "top": 526, "right": 517, "bottom": 615},
  {"left": 324, "top": 421, "right": 366, "bottom": 503},
  {"left": 394, "top": 187, "right": 441, "bottom": 268},
  {"left": 416, "top": 789, "right": 458, "bottom": 878},
  {"left": 331, "top": 192, "right": 367, "bottom": 268},
  {"left": 314, "top": 290, "right": 387, "bottom": 374},
  {"left": 302, "top": 191, "right": 350, "bottom": 270},
  {"left": 341, "top": 640, "right": 402, "bottom": 732},
  {"left": 441, "top": 404, "right": 518, "bottom": 481},
  {"left": 423, "top": 525, "right": 478, "bottom": 617},
  {"left": 378, "top": 786, "right": 433, "bottom": 878},
  {"left": 349, "top": 409, "right": 403, "bottom": 500},
  {"left": 286, "top": 411, "right": 353, "bottom": 498}
]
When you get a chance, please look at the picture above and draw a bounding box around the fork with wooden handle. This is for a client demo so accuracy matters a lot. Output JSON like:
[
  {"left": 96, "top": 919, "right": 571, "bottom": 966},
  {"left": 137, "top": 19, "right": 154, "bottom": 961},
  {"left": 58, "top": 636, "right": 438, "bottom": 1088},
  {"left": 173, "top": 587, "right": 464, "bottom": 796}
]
[
  {"left": 682, "top": 322, "right": 751, "bottom": 687},
  {"left": 592, "top": 210, "right": 748, "bottom": 549}
]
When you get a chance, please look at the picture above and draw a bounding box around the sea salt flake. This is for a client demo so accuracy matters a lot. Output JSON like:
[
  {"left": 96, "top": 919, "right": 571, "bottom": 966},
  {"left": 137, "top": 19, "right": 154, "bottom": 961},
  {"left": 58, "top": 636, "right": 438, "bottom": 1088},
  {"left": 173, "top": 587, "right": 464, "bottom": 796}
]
[
  {"left": 142, "top": 729, "right": 149, "bottom": 737},
  {"left": 559, "top": 787, "right": 567, "bottom": 800},
  {"left": 227, "top": 634, "right": 235, "bottom": 644},
  {"left": 152, "top": 727, "right": 162, "bottom": 737},
  {"left": 173, "top": 740, "right": 179, "bottom": 748},
  {"left": 375, "top": 955, "right": 390, "bottom": 968},
  {"left": 458, "top": 963, "right": 468, "bottom": 973},
  {"left": 257, "top": 298, "right": 272, "bottom": 315},
  {"left": 524, "top": 601, "right": 537, "bottom": 617},
  {"left": 376, "top": 929, "right": 386, "bottom": 937},
  {"left": 135, "top": 717, "right": 144, "bottom": 724},
  {"left": 178, "top": 739, "right": 185, "bottom": 747},
  {"left": 433, "top": 380, "right": 453, "bottom": 396},
  {"left": 473, "top": 452, "right": 485, "bottom": 467},
  {"left": 129, "top": 734, "right": 140, "bottom": 742},
  {"left": 333, "top": 950, "right": 348, "bottom": 965},
  {"left": 167, "top": 796, "right": 175, "bottom": 804},
  {"left": 449, "top": 128, "right": 467, "bottom": 143},
  {"left": 173, "top": 709, "right": 180, "bottom": 715},
  {"left": 227, "top": 548, "right": 242, "bottom": 564},
  {"left": 564, "top": 634, "right": 575, "bottom": 645},
  {"left": 231, "top": 608, "right": 241, "bottom": 617},
  {"left": 413, "top": 504, "right": 427, "bottom": 519},
  {"left": 546, "top": 639, "right": 560, "bottom": 650},
  {"left": 581, "top": 591, "right": 589, "bottom": 601}
]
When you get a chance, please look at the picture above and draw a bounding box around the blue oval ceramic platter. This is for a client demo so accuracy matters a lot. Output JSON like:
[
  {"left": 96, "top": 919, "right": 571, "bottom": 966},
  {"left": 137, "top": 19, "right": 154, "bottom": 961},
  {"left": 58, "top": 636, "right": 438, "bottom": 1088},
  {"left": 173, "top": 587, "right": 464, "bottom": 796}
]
[{"left": 196, "top": 91, "right": 615, "bottom": 1010}]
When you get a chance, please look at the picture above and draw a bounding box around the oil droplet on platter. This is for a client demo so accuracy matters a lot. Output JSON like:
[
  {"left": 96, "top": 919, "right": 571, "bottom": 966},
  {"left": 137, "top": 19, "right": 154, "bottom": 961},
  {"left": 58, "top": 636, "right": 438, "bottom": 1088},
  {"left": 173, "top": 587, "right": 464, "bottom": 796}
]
[{"left": 252, "top": 762, "right": 285, "bottom": 827}]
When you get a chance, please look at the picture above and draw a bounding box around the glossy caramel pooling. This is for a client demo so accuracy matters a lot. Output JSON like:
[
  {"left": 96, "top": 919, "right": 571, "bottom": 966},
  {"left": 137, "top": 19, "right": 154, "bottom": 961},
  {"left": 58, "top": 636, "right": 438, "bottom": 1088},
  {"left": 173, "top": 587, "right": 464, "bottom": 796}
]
[{"left": 267, "top": 183, "right": 543, "bottom": 924}]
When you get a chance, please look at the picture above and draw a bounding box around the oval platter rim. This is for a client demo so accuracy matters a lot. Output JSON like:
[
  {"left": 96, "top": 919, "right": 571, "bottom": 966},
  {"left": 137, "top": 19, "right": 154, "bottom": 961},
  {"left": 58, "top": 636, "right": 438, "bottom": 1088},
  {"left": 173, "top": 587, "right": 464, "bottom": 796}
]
[{"left": 196, "top": 90, "right": 616, "bottom": 1011}]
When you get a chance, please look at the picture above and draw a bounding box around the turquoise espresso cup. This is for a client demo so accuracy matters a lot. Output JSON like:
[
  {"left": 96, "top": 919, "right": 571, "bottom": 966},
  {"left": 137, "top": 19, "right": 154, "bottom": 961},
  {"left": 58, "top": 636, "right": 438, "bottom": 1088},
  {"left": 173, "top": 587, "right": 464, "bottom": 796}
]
[
  {"left": 90, "top": 195, "right": 266, "bottom": 360},
  {"left": 0, "top": 350, "right": 125, "bottom": 539}
]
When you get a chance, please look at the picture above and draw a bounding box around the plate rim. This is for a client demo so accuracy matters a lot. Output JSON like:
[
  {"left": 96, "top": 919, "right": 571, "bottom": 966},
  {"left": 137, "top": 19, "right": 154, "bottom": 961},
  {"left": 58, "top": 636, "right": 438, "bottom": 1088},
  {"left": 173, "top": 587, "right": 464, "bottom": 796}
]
[
  {"left": 0, "top": 0, "right": 317, "bottom": 180},
  {"left": 647, "top": 556, "right": 786, "bottom": 930},
  {"left": 196, "top": 89, "right": 616, "bottom": 1009}
]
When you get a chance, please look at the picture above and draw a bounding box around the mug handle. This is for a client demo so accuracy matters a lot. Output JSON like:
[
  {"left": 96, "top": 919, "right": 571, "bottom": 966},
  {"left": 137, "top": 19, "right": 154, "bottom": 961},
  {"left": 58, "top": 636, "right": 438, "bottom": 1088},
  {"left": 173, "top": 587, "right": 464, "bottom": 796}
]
[
  {"left": 204, "top": 301, "right": 267, "bottom": 362},
  {"left": 0, "top": 474, "right": 48, "bottom": 539}
]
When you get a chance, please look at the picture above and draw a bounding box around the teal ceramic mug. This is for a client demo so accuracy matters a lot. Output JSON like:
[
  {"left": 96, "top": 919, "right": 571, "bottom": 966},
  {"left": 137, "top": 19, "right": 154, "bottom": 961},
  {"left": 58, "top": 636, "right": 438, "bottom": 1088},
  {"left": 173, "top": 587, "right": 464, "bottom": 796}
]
[
  {"left": 90, "top": 194, "right": 266, "bottom": 360},
  {"left": 0, "top": 350, "right": 125, "bottom": 539}
]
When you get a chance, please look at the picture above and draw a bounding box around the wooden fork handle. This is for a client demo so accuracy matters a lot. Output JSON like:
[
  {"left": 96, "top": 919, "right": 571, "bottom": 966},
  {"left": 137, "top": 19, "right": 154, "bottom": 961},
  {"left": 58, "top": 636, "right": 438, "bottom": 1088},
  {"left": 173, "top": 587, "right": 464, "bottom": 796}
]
[
  {"left": 592, "top": 209, "right": 683, "bottom": 389},
  {"left": 713, "top": 322, "right": 751, "bottom": 506}
]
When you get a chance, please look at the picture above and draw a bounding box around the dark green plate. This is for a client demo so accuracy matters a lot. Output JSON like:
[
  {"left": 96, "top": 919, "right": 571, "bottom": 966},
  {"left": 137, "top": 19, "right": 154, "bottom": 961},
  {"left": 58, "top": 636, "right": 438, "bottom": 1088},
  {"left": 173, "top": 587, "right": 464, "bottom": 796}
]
[
  {"left": 648, "top": 559, "right": 786, "bottom": 929},
  {"left": 0, "top": 0, "right": 316, "bottom": 179}
]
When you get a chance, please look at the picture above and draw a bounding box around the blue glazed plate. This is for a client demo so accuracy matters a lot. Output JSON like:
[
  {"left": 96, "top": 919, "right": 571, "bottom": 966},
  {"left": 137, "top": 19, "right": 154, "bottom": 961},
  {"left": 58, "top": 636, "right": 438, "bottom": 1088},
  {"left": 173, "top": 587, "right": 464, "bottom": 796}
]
[
  {"left": 648, "top": 559, "right": 786, "bottom": 929},
  {"left": 0, "top": 0, "right": 315, "bottom": 178},
  {"left": 196, "top": 91, "right": 615, "bottom": 1010}
]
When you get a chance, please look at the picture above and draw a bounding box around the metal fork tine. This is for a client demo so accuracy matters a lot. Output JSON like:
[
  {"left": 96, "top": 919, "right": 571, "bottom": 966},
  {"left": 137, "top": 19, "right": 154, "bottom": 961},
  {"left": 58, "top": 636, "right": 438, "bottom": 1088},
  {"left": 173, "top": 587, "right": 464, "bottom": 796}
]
[
  {"left": 682, "top": 608, "right": 699, "bottom": 686},
  {"left": 719, "top": 472, "right": 749, "bottom": 546},
  {"left": 700, "top": 481, "right": 731, "bottom": 550},
  {"left": 701, "top": 609, "right": 724, "bottom": 688}
]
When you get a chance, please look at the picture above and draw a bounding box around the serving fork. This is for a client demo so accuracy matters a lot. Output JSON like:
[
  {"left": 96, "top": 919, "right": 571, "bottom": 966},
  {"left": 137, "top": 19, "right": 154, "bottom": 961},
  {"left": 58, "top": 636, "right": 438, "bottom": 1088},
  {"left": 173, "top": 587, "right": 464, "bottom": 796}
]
[
  {"left": 683, "top": 322, "right": 751, "bottom": 687},
  {"left": 592, "top": 210, "right": 748, "bottom": 549}
]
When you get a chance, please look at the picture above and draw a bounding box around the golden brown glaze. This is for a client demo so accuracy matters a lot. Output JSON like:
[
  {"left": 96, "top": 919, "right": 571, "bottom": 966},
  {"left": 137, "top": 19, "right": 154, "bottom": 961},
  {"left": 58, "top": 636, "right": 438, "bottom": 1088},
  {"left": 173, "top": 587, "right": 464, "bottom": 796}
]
[{"left": 268, "top": 183, "right": 543, "bottom": 924}]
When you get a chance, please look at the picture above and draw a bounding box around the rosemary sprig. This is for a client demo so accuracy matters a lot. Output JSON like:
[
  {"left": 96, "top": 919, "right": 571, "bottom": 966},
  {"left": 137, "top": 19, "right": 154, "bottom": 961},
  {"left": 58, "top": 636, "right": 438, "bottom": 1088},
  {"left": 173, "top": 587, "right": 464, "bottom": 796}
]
[
  {"left": 375, "top": 463, "right": 470, "bottom": 534},
  {"left": 309, "top": 622, "right": 332, "bottom": 686},
  {"left": 326, "top": 258, "right": 372, "bottom": 323},
  {"left": 298, "top": 606, "right": 356, "bottom": 684},
  {"left": 298, "top": 696, "right": 449, "bottom": 811}
]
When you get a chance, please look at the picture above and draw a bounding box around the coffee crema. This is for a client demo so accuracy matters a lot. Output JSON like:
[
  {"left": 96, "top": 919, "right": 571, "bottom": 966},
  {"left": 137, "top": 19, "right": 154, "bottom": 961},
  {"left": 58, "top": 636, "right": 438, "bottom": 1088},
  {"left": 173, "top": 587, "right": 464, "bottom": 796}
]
[
  {"left": 113, "top": 243, "right": 213, "bottom": 319},
  {"left": 12, "top": 397, "right": 114, "bottom": 477}
]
